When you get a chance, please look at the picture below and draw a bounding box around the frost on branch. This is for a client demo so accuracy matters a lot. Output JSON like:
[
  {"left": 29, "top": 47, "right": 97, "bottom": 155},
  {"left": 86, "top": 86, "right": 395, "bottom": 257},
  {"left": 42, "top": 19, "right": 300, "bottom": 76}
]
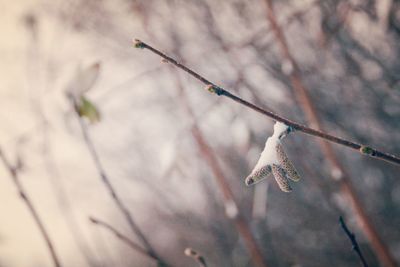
[{"left": 245, "top": 122, "right": 300, "bottom": 192}]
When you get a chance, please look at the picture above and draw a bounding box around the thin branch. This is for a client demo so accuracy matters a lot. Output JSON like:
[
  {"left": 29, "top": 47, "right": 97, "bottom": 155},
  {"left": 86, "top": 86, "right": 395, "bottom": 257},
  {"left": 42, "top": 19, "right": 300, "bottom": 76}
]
[
  {"left": 132, "top": 39, "right": 400, "bottom": 167},
  {"left": 339, "top": 216, "right": 369, "bottom": 267},
  {"left": 261, "top": 1, "right": 398, "bottom": 267},
  {"left": 184, "top": 248, "right": 207, "bottom": 267},
  {"left": 70, "top": 97, "right": 167, "bottom": 265},
  {"left": 0, "top": 148, "right": 62, "bottom": 267},
  {"left": 88, "top": 216, "right": 165, "bottom": 265}
]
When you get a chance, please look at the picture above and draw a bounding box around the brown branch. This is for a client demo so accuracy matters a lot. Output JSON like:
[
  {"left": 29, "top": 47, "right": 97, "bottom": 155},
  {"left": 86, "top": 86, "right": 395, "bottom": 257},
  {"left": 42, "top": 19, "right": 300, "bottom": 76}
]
[
  {"left": 133, "top": 39, "right": 400, "bottom": 167},
  {"left": 70, "top": 97, "right": 167, "bottom": 265},
  {"left": 173, "top": 72, "right": 269, "bottom": 267},
  {"left": 0, "top": 148, "right": 62, "bottom": 267},
  {"left": 339, "top": 216, "right": 369, "bottom": 267},
  {"left": 88, "top": 216, "right": 165, "bottom": 265},
  {"left": 262, "top": 1, "right": 398, "bottom": 267}
]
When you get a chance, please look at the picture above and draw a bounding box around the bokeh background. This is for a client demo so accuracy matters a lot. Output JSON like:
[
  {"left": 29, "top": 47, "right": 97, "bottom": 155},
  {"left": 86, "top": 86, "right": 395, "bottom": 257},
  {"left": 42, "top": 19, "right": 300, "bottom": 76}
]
[{"left": 1, "top": 0, "right": 400, "bottom": 266}]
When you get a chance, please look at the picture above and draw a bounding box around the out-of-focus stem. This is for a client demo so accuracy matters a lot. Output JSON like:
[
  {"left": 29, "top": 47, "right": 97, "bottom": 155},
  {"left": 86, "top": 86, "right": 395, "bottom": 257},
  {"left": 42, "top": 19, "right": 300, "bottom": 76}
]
[
  {"left": 0, "top": 148, "right": 62, "bottom": 267},
  {"left": 70, "top": 97, "right": 168, "bottom": 266},
  {"left": 89, "top": 217, "right": 166, "bottom": 265},
  {"left": 339, "top": 216, "right": 369, "bottom": 267}
]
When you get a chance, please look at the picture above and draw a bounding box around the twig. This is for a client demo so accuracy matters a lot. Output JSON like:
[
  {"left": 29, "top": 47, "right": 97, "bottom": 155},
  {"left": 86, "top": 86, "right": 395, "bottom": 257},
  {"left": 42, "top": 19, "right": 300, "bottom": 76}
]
[
  {"left": 184, "top": 248, "right": 207, "bottom": 267},
  {"left": 89, "top": 216, "right": 165, "bottom": 265},
  {"left": 70, "top": 97, "right": 167, "bottom": 265},
  {"left": 339, "top": 216, "right": 369, "bottom": 267},
  {"left": 132, "top": 39, "right": 400, "bottom": 167},
  {"left": 0, "top": 148, "right": 62, "bottom": 267},
  {"left": 261, "top": 1, "right": 398, "bottom": 267}
]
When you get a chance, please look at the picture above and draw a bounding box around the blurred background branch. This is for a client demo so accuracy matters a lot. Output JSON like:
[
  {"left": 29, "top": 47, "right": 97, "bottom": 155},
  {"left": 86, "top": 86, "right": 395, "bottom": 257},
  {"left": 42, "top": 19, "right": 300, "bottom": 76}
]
[
  {"left": 0, "top": 148, "right": 62, "bottom": 267},
  {"left": 340, "top": 216, "right": 369, "bottom": 267},
  {"left": 70, "top": 95, "right": 168, "bottom": 266},
  {"left": 88, "top": 216, "right": 163, "bottom": 266}
]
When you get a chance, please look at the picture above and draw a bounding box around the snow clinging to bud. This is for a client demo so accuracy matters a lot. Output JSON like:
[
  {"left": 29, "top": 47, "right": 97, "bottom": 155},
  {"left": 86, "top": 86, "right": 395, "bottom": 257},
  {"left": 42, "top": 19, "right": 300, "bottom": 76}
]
[
  {"left": 250, "top": 122, "right": 291, "bottom": 171},
  {"left": 244, "top": 121, "right": 301, "bottom": 192}
]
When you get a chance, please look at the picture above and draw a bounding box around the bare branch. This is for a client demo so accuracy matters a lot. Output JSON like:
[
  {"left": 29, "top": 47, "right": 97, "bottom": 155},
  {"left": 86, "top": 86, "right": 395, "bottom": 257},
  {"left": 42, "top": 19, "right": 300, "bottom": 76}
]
[
  {"left": 132, "top": 39, "right": 400, "bottom": 167},
  {"left": 0, "top": 148, "right": 62, "bottom": 267}
]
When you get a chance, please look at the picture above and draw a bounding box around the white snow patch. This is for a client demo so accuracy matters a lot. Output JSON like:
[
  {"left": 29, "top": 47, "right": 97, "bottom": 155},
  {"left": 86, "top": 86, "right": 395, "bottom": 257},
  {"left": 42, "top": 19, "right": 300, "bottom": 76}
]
[{"left": 250, "top": 122, "right": 290, "bottom": 173}]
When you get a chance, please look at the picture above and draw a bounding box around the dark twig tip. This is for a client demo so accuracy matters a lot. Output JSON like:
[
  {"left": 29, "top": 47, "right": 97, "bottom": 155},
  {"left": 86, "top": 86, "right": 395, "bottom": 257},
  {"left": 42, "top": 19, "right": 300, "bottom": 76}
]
[
  {"left": 88, "top": 216, "right": 98, "bottom": 224},
  {"left": 133, "top": 39, "right": 145, "bottom": 49},
  {"left": 339, "top": 216, "right": 369, "bottom": 267}
]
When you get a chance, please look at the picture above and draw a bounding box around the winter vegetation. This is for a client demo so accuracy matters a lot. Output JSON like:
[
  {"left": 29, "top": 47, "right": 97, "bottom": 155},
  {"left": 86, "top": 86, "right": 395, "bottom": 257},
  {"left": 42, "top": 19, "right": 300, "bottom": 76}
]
[{"left": 1, "top": 0, "right": 400, "bottom": 267}]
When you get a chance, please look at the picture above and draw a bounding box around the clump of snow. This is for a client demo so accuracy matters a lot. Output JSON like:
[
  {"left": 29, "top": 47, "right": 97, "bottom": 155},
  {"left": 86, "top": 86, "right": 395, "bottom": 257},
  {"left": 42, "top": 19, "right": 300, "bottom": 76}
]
[
  {"left": 251, "top": 122, "right": 290, "bottom": 171},
  {"left": 244, "top": 121, "right": 301, "bottom": 192}
]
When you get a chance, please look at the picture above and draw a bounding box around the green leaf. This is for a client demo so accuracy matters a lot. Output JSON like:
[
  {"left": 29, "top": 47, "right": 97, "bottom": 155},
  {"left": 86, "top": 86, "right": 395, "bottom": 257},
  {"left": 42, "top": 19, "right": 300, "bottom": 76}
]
[{"left": 76, "top": 96, "right": 101, "bottom": 123}]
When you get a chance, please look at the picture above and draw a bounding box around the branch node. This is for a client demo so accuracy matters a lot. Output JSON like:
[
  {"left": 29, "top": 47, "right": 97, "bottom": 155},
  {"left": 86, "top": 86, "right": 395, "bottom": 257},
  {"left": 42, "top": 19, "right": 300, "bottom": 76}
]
[
  {"left": 360, "top": 146, "right": 376, "bottom": 156},
  {"left": 278, "top": 125, "right": 295, "bottom": 139},
  {"left": 133, "top": 39, "right": 145, "bottom": 49},
  {"left": 205, "top": 84, "right": 223, "bottom": 96}
]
